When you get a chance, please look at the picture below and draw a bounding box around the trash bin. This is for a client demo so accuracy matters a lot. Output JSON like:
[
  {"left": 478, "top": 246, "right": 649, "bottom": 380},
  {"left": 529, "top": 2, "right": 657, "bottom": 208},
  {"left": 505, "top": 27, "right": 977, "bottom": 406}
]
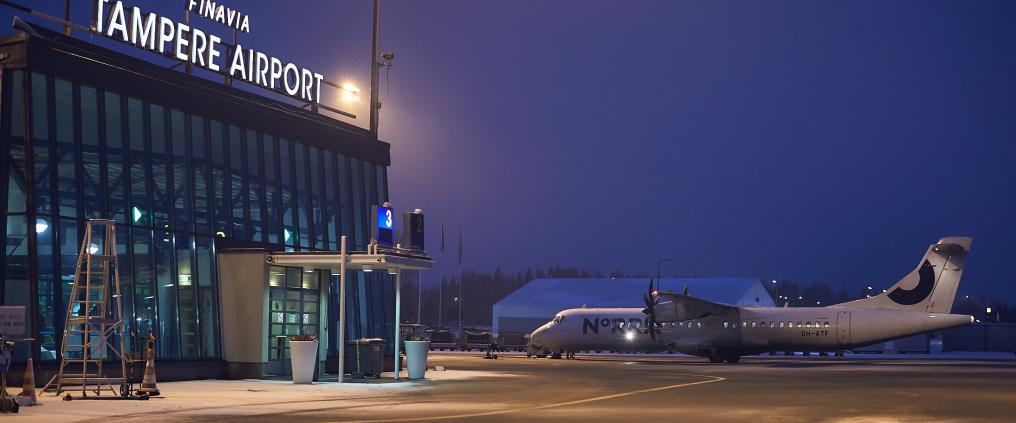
[{"left": 345, "top": 338, "right": 385, "bottom": 379}]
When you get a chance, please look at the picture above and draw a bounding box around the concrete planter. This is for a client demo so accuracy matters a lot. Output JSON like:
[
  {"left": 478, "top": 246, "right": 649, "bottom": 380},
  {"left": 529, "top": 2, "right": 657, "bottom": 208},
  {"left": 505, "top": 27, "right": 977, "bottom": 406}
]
[
  {"left": 290, "top": 340, "right": 319, "bottom": 384},
  {"left": 404, "top": 340, "right": 430, "bottom": 379}
]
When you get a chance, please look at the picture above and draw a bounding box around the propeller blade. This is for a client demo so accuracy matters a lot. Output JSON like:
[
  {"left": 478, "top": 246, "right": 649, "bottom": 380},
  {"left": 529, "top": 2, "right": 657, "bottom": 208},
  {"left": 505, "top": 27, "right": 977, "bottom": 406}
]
[{"left": 648, "top": 316, "right": 657, "bottom": 341}]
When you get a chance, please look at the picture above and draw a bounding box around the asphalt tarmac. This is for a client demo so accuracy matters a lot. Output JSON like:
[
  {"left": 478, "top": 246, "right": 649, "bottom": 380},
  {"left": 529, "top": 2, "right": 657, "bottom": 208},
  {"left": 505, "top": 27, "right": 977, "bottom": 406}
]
[
  {"left": 34, "top": 352, "right": 1015, "bottom": 422},
  {"left": 217, "top": 353, "right": 1016, "bottom": 422}
]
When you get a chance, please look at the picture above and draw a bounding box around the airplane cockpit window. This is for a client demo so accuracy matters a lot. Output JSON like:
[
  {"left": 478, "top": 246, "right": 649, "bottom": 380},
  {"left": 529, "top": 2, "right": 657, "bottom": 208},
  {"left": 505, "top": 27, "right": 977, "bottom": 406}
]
[{"left": 552, "top": 315, "right": 563, "bottom": 324}]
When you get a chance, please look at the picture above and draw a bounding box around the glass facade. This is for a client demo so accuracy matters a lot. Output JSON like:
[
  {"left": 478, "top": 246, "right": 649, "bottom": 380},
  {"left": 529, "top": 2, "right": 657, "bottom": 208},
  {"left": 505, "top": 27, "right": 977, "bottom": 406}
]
[{"left": 1, "top": 68, "right": 392, "bottom": 364}]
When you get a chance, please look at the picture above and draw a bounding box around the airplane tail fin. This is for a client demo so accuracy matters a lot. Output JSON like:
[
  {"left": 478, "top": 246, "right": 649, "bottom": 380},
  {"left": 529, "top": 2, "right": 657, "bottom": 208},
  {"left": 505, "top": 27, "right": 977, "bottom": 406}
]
[{"left": 841, "top": 237, "right": 971, "bottom": 314}]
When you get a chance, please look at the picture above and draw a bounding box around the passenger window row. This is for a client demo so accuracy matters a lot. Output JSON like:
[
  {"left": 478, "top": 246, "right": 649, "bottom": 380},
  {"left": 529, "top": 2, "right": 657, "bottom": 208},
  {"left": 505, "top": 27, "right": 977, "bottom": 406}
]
[{"left": 655, "top": 320, "right": 832, "bottom": 329}]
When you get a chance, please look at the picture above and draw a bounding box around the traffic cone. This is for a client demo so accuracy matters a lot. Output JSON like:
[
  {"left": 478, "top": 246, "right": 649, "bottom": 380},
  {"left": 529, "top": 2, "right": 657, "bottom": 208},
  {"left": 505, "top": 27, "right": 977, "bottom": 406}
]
[
  {"left": 17, "top": 357, "right": 37, "bottom": 406},
  {"left": 136, "top": 334, "right": 160, "bottom": 396}
]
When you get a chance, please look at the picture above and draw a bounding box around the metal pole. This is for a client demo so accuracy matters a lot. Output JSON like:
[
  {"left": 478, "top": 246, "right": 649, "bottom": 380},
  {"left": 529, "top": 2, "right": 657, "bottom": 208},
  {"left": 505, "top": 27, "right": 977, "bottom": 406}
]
[
  {"left": 369, "top": 0, "right": 381, "bottom": 137},
  {"left": 457, "top": 274, "right": 462, "bottom": 332},
  {"left": 338, "top": 236, "right": 347, "bottom": 383},
  {"left": 393, "top": 270, "right": 401, "bottom": 381},
  {"left": 63, "top": 0, "right": 70, "bottom": 35},
  {"left": 438, "top": 270, "right": 442, "bottom": 327}
]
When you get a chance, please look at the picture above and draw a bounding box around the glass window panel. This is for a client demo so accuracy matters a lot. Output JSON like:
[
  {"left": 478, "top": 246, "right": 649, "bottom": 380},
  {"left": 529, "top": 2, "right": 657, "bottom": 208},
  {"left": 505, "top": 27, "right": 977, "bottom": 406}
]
[
  {"left": 131, "top": 227, "right": 155, "bottom": 353},
  {"left": 80, "top": 85, "right": 104, "bottom": 219},
  {"left": 195, "top": 236, "right": 218, "bottom": 358},
  {"left": 155, "top": 230, "right": 179, "bottom": 358},
  {"left": 128, "top": 98, "right": 150, "bottom": 226},
  {"left": 338, "top": 155, "right": 352, "bottom": 247},
  {"left": 323, "top": 152, "right": 338, "bottom": 250},
  {"left": 36, "top": 219, "right": 57, "bottom": 359},
  {"left": 32, "top": 72, "right": 53, "bottom": 215},
  {"left": 31, "top": 72, "right": 48, "bottom": 139},
  {"left": 191, "top": 115, "right": 210, "bottom": 233},
  {"left": 176, "top": 234, "right": 198, "bottom": 358},
  {"left": 228, "top": 125, "right": 246, "bottom": 238},
  {"left": 279, "top": 138, "right": 296, "bottom": 248},
  {"left": 350, "top": 158, "right": 364, "bottom": 249},
  {"left": 6, "top": 71, "right": 28, "bottom": 214},
  {"left": 210, "top": 120, "right": 229, "bottom": 236},
  {"left": 3, "top": 215, "right": 33, "bottom": 362},
  {"left": 246, "top": 130, "right": 263, "bottom": 242},
  {"left": 104, "top": 92, "right": 126, "bottom": 223},
  {"left": 294, "top": 143, "right": 310, "bottom": 249},
  {"left": 55, "top": 78, "right": 78, "bottom": 218},
  {"left": 262, "top": 135, "right": 279, "bottom": 244},
  {"left": 150, "top": 104, "right": 171, "bottom": 228},
  {"left": 171, "top": 110, "right": 191, "bottom": 231},
  {"left": 309, "top": 146, "right": 324, "bottom": 249},
  {"left": 10, "top": 69, "right": 25, "bottom": 138}
]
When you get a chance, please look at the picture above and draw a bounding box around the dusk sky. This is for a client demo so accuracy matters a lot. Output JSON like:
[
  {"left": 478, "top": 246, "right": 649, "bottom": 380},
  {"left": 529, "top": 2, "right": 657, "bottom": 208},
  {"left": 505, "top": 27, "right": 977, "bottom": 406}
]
[{"left": 5, "top": 1, "right": 1015, "bottom": 302}]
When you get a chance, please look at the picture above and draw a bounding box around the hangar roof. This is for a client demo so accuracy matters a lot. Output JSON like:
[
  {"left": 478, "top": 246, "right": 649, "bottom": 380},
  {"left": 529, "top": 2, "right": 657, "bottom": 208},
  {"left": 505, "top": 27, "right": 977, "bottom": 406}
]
[{"left": 492, "top": 278, "right": 774, "bottom": 332}]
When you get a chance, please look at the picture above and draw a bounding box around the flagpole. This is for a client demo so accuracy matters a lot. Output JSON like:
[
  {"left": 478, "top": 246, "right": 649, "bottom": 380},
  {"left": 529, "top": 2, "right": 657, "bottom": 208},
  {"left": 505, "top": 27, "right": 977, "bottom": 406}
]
[
  {"left": 457, "top": 224, "right": 462, "bottom": 333},
  {"left": 438, "top": 223, "right": 444, "bottom": 327}
]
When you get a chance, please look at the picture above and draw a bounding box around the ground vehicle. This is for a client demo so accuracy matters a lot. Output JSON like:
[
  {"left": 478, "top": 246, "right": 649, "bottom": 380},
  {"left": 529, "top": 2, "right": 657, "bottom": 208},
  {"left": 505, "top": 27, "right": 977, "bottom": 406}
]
[
  {"left": 496, "top": 331, "right": 528, "bottom": 352},
  {"left": 427, "top": 327, "right": 458, "bottom": 351},
  {"left": 459, "top": 328, "right": 493, "bottom": 351}
]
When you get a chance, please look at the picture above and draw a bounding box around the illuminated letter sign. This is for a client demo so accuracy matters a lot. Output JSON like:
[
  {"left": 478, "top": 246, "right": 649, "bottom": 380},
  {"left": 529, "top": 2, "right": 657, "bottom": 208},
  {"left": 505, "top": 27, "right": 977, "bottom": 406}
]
[{"left": 94, "top": 0, "right": 325, "bottom": 104}]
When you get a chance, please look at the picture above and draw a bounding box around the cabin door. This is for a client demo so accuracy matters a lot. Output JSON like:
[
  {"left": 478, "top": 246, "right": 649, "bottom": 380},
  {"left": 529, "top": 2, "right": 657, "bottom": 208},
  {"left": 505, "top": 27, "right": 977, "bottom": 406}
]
[{"left": 836, "top": 311, "right": 850, "bottom": 346}]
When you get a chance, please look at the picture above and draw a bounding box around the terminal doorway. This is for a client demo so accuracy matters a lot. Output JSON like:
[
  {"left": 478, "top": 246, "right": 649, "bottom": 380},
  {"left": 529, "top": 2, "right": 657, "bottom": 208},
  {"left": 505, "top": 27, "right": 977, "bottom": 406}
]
[{"left": 265, "top": 265, "right": 325, "bottom": 377}]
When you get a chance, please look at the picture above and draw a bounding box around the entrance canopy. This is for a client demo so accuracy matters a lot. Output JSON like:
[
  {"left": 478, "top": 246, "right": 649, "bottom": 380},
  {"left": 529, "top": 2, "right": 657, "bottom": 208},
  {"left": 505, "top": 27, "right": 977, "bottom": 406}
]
[
  {"left": 264, "top": 238, "right": 432, "bottom": 382},
  {"left": 266, "top": 250, "right": 434, "bottom": 273}
]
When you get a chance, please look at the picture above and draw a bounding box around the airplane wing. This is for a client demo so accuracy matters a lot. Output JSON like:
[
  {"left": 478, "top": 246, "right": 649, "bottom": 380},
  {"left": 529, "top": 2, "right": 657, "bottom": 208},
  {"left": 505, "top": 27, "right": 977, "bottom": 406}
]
[{"left": 652, "top": 292, "right": 740, "bottom": 322}]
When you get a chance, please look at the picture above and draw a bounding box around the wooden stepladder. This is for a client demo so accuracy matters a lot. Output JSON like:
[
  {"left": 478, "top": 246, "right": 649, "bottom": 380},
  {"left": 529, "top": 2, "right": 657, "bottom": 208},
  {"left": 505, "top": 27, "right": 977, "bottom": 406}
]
[{"left": 43, "top": 219, "right": 129, "bottom": 399}]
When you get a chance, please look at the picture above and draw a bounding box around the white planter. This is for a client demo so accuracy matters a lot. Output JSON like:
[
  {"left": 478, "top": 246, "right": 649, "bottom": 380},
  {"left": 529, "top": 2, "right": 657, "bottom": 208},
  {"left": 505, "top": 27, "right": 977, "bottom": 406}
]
[
  {"left": 290, "top": 340, "right": 319, "bottom": 384},
  {"left": 404, "top": 340, "right": 430, "bottom": 380}
]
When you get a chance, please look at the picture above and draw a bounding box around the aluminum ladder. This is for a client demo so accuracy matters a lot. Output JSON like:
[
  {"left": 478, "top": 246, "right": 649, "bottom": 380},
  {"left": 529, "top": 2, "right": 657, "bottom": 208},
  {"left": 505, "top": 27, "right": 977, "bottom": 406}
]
[{"left": 43, "top": 219, "right": 129, "bottom": 398}]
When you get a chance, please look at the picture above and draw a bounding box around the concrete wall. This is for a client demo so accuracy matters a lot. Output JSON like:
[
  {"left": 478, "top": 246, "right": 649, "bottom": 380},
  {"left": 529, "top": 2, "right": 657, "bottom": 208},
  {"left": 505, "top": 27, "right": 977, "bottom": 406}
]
[{"left": 218, "top": 252, "right": 269, "bottom": 379}]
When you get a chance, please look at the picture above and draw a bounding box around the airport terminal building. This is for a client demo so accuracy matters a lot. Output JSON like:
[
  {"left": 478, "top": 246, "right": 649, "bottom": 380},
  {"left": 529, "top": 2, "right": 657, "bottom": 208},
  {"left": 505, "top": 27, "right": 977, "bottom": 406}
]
[{"left": 0, "top": 21, "right": 399, "bottom": 379}]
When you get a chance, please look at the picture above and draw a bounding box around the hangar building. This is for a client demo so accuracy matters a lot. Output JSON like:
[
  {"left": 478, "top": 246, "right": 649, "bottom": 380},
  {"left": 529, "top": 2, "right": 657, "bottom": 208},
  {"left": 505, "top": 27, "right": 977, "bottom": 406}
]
[{"left": 492, "top": 278, "right": 775, "bottom": 335}]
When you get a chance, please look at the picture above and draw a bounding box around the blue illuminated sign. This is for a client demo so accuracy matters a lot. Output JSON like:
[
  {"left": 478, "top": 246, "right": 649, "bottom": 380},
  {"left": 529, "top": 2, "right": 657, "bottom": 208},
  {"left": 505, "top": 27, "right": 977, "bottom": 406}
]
[{"left": 375, "top": 206, "right": 394, "bottom": 246}]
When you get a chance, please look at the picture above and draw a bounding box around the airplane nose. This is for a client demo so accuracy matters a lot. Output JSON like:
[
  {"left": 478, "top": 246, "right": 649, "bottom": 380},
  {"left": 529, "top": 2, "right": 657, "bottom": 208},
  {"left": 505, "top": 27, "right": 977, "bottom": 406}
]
[{"left": 530, "top": 327, "right": 546, "bottom": 349}]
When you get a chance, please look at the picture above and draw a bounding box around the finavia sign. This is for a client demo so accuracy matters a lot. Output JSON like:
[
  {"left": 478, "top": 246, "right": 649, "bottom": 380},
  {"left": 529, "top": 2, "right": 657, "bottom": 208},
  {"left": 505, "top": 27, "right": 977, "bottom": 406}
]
[{"left": 94, "top": 0, "right": 324, "bottom": 103}]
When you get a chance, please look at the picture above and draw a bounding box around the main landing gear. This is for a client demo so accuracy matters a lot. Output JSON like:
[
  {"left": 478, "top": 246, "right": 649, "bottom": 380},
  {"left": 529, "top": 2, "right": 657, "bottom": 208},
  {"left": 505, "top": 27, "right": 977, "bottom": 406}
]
[{"left": 708, "top": 352, "right": 741, "bottom": 364}]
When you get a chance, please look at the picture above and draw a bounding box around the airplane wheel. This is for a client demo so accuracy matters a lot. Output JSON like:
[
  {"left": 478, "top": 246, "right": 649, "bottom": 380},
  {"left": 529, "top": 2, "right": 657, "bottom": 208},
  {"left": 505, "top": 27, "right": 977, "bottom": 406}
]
[
  {"left": 551, "top": 352, "right": 562, "bottom": 359},
  {"left": 708, "top": 354, "right": 724, "bottom": 363},
  {"left": 724, "top": 354, "right": 741, "bottom": 363}
]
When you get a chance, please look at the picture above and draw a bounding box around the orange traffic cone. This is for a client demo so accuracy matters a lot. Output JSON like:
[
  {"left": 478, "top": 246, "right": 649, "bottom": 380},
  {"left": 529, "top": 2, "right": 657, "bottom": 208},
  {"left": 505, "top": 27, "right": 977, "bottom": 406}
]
[
  {"left": 136, "top": 334, "right": 160, "bottom": 396},
  {"left": 17, "top": 357, "right": 37, "bottom": 406}
]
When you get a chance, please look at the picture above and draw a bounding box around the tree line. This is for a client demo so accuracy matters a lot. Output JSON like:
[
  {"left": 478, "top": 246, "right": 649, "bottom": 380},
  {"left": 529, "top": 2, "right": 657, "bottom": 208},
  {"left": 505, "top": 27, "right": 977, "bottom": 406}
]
[{"left": 398, "top": 270, "right": 1014, "bottom": 330}]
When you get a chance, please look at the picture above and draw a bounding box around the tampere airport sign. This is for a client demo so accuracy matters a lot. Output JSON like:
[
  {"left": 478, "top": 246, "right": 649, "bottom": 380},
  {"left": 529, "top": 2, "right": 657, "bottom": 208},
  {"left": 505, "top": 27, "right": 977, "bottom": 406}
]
[{"left": 94, "top": 0, "right": 325, "bottom": 104}]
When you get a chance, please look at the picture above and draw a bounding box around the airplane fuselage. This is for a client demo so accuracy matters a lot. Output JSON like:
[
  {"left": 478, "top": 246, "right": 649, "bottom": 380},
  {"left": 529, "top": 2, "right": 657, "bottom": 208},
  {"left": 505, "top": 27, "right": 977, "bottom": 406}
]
[{"left": 528, "top": 306, "right": 972, "bottom": 358}]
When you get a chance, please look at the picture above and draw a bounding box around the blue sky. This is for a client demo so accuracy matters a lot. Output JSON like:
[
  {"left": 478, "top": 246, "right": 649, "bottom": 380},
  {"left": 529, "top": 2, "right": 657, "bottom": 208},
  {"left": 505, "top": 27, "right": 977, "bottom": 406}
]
[{"left": 5, "top": 1, "right": 1015, "bottom": 302}]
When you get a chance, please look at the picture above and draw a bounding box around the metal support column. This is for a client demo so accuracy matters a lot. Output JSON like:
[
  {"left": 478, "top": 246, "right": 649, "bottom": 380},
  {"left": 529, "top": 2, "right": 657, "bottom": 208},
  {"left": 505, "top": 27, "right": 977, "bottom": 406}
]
[
  {"left": 393, "top": 270, "right": 401, "bottom": 381},
  {"left": 338, "top": 236, "right": 347, "bottom": 383}
]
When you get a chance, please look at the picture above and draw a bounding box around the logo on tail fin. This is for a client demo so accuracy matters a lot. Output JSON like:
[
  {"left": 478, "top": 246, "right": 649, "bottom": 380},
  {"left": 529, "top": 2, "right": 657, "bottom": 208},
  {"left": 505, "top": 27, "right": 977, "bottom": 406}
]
[{"left": 888, "top": 260, "right": 935, "bottom": 305}]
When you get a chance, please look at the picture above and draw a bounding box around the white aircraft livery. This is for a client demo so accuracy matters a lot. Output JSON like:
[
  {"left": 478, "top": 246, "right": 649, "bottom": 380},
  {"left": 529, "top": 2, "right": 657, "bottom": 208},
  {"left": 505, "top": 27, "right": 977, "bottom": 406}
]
[{"left": 529, "top": 237, "right": 974, "bottom": 362}]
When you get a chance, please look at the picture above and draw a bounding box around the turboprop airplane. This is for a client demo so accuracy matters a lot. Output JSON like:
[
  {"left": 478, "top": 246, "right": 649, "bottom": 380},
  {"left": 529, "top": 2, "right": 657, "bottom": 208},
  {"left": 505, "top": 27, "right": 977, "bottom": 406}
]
[{"left": 528, "top": 237, "right": 974, "bottom": 363}]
